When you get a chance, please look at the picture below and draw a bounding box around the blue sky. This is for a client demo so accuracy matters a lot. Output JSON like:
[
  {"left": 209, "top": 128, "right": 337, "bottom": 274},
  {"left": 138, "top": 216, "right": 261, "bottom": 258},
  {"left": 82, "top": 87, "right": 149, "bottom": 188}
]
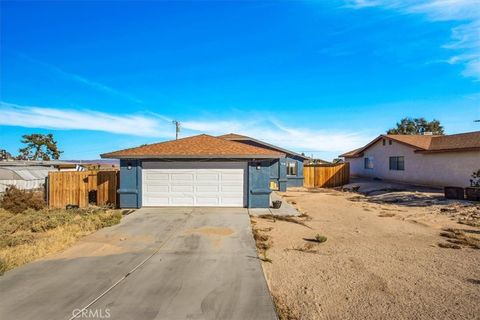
[{"left": 1, "top": 0, "right": 479, "bottom": 160}]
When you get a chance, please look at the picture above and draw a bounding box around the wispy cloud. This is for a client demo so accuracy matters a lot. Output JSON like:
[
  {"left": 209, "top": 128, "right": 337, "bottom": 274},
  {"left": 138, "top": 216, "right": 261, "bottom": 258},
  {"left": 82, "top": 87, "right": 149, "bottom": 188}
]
[
  {"left": 344, "top": 0, "right": 480, "bottom": 80},
  {"left": 18, "top": 53, "right": 143, "bottom": 103},
  {"left": 0, "top": 102, "right": 373, "bottom": 158},
  {"left": 0, "top": 102, "right": 168, "bottom": 137}
]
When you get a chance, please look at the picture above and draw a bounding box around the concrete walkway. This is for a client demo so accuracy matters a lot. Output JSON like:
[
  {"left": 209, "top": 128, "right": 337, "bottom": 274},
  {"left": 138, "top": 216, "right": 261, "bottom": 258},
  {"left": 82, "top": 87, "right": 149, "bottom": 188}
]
[
  {"left": 0, "top": 208, "right": 277, "bottom": 320},
  {"left": 249, "top": 192, "right": 300, "bottom": 216}
]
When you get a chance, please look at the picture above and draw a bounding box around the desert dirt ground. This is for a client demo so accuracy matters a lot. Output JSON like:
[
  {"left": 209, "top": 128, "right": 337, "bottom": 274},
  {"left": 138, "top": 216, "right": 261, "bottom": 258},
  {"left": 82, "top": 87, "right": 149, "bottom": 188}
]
[{"left": 251, "top": 187, "right": 480, "bottom": 320}]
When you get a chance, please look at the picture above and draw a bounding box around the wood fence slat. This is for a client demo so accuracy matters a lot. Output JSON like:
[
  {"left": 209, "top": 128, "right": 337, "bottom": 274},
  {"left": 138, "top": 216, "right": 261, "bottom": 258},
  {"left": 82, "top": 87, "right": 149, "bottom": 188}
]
[
  {"left": 303, "top": 163, "right": 349, "bottom": 188},
  {"left": 48, "top": 170, "right": 119, "bottom": 209}
]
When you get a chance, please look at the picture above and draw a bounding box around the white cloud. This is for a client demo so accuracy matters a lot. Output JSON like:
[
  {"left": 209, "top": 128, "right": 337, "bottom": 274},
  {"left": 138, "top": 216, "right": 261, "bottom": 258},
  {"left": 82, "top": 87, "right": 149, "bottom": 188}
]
[
  {"left": 0, "top": 102, "right": 170, "bottom": 137},
  {"left": 344, "top": 0, "right": 480, "bottom": 80},
  {"left": 0, "top": 102, "right": 373, "bottom": 159}
]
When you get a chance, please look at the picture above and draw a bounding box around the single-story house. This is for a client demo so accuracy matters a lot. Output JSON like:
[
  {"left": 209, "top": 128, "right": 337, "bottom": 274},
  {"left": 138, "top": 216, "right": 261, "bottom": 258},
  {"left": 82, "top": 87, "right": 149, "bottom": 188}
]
[
  {"left": 101, "top": 134, "right": 308, "bottom": 208},
  {"left": 340, "top": 131, "right": 480, "bottom": 187}
]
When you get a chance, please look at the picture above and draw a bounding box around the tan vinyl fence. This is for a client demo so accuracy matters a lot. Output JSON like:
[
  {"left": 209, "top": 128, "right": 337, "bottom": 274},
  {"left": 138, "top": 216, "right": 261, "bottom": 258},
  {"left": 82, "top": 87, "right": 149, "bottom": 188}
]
[
  {"left": 304, "top": 163, "right": 350, "bottom": 188},
  {"left": 47, "top": 170, "right": 119, "bottom": 208}
]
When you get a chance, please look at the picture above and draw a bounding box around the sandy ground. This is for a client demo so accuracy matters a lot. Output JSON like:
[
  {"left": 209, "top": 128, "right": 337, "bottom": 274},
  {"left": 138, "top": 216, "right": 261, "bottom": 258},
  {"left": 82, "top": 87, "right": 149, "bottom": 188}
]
[{"left": 251, "top": 188, "right": 480, "bottom": 320}]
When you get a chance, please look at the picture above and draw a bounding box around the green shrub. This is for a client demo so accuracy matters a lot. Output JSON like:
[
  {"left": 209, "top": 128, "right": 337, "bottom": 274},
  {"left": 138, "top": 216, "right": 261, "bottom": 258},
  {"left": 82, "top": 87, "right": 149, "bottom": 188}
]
[
  {"left": 314, "top": 234, "right": 327, "bottom": 243},
  {"left": 0, "top": 186, "right": 45, "bottom": 213}
]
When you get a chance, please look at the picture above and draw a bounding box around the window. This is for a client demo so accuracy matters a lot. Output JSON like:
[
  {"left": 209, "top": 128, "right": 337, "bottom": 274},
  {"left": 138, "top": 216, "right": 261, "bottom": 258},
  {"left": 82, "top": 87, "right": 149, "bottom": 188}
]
[
  {"left": 287, "top": 161, "right": 297, "bottom": 176},
  {"left": 364, "top": 157, "right": 373, "bottom": 169},
  {"left": 382, "top": 139, "right": 386, "bottom": 146},
  {"left": 389, "top": 140, "right": 392, "bottom": 145},
  {"left": 389, "top": 156, "right": 405, "bottom": 171}
]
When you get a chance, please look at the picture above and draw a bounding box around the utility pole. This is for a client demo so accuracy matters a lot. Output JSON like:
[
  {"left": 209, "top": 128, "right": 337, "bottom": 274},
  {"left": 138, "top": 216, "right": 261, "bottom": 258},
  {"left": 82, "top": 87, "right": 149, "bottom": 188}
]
[{"left": 172, "top": 120, "right": 181, "bottom": 140}]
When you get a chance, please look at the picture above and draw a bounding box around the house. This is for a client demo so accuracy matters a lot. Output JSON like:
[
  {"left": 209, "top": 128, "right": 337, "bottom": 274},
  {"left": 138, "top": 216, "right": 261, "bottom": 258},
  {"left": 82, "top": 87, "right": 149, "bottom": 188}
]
[
  {"left": 340, "top": 131, "right": 480, "bottom": 187},
  {"left": 101, "top": 134, "right": 308, "bottom": 208}
]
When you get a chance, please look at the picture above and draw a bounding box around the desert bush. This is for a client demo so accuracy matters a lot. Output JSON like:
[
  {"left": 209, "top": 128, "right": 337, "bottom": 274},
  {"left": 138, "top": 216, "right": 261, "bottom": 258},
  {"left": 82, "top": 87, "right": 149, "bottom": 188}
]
[
  {"left": 314, "top": 234, "right": 327, "bottom": 243},
  {"left": 0, "top": 186, "right": 45, "bottom": 213}
]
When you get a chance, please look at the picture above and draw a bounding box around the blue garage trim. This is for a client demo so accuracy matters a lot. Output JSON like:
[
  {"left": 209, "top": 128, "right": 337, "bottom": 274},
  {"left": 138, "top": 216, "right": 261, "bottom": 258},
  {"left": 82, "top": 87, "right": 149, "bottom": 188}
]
[
  {"left": 248, "top": 160, "right": 272, "bottom": 208},
  {"left": 118, "top": 159, "right": 142, "bottom": 208}
]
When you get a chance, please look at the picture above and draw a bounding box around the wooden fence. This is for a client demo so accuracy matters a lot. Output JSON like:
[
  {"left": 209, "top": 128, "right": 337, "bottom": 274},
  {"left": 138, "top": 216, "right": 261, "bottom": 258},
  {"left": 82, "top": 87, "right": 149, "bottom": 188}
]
[
  {"left": 304, "top": 163, "right": 350, "bottom": 188},
  {"left": 47, "top": 170, "right": 119, "bottom": 208}
]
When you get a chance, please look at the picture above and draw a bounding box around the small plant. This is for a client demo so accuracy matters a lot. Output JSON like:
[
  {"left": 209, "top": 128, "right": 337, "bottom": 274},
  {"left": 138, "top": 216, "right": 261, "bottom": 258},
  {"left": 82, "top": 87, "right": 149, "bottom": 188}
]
[
  {"left": 260, "top": 250, "right": 272, "bottom": 263},
  {"left": 0, "top": 186, "right": 45, "bottom": 213},
  {"left": 314, "top": 234, "right": 327, "bottom": 243}
]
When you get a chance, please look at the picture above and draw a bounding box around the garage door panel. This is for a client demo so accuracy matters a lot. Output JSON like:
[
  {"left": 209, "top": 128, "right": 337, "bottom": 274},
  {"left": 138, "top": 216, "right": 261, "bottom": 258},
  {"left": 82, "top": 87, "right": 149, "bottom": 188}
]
[
  {"left": 196, "top": 173, "right": 220, "bottom": 181},
  {"left": 171, "top": 197, "right": 194, "bottom": 205},
  {"left": 196, "top": 185, "right": 219, "bottom": 192},
  {"left": 171, "top": 185, "right": 194, "bottom": 192},
  {"left": 142, "top": 166, "right": 245, "bottom": 207},
  {"left": 146, "top": 185, "right": 169, "bottom": 192},
  {"left": 145, "top": 173, "right": 169, "bottom": 181},
  {"left": 195, "top": 197, "right": 220, "bottom": 205},
  {"left": 171, "top": 173, "right": 194, "bottom": 181}
]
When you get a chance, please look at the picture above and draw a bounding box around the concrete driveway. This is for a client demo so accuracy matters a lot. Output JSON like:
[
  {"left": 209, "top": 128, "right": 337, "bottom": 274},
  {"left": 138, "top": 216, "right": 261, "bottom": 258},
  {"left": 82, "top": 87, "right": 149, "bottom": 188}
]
[{"left": 0, "top": 208, "right": 277, "bottom": 320}]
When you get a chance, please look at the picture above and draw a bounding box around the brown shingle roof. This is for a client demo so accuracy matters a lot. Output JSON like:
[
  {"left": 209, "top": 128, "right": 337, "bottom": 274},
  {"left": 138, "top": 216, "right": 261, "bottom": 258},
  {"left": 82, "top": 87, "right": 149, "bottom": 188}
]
[
  {"left": 218, "top": 133, "right": 309, "bottom": 160},
  {"left": 421, "top": 131, "right": 480, "bottom": 153},
  {"left": 340, "top": 131, "right": 480, "bottom": 157},
  {"left": 101, "top": 134, "right": 285, "bottom": 159}
]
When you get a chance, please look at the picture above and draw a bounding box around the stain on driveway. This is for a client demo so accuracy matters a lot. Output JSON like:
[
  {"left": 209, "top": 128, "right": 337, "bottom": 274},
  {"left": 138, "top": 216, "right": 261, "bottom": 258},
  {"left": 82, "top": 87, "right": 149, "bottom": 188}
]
[{"left": 0, "top": 207, "right": 277, "bottom": 320}]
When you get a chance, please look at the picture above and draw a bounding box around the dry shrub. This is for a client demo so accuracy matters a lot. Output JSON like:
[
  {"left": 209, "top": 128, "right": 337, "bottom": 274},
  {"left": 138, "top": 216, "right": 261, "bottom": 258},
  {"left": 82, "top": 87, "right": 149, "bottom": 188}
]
[
  {"left": 438, "top": 242, "right": 461, "bottom": 249},
  {"left": 0, "top": 186, "right": 45, "bottom": 213},
  {"left": 439, "top": 228, "right": 480, "bottom": 249},
  {"left": 0, "top": 207, "right": 122, "bottom": 274}
]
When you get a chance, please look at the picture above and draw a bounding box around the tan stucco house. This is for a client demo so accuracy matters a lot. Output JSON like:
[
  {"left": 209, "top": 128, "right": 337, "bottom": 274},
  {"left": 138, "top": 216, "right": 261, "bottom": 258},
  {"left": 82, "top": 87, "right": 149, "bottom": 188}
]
[{"left": 340, "top": 131, "right": 480, "bottom": 187}]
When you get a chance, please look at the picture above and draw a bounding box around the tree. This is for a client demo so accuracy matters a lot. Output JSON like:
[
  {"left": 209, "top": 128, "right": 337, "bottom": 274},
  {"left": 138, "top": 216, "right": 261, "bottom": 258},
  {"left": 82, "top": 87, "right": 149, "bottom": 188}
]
[
  {"left": 0, "top": 149, "right": 13, "bottom": 160},
  {"left": 387, "top": 117, "right": 444, "bottom": 135},
  {"left": 17, "top": 133, "right": 63, "bottom": 160}
]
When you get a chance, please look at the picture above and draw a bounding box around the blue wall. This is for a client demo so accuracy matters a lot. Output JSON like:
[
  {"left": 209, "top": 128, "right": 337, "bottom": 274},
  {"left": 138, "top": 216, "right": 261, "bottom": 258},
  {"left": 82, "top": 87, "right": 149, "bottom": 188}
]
[
  {"left": 248, "top": 160, "right": 272, "bottom": 208},
  {"left": 269, "top": 156, "right": 304, "bottom": 190},
  {"left": 286, "top": 155, "right": 304, "bottom": 188},
  {"left": 118, "top": 159, "right": 142, "bottom": 208}
]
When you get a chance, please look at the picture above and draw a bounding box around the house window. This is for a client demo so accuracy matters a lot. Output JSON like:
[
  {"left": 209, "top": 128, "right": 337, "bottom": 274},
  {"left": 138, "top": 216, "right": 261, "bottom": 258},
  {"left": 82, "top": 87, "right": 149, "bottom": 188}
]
[
  {"left": 389, "top": 140, "right": 392, "bottom": 145},
  {"left": 382, "top": 139, "right": 386, "bottom": 146},
  {"left": 287, "top": 161, "right": 297, "bottom": 176},
  {"left": 364, "top": 157, "right": 373, "bottom": 169},
  {"left": 389, "top": 156, "right": 405, "bottom": 171}
]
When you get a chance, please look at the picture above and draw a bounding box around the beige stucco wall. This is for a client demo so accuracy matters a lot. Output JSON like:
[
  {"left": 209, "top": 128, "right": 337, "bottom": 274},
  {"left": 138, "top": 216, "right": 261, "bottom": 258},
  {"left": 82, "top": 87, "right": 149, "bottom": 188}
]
[{"left": 345, "top": 139, "right": 480, "bottom": 187}]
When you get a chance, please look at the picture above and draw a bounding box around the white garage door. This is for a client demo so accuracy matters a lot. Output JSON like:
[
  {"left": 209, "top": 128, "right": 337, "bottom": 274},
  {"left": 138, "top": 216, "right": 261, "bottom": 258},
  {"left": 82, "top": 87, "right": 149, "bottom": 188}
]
[{"left": 142, "top": 168, "right": 245, "bottom": 207}]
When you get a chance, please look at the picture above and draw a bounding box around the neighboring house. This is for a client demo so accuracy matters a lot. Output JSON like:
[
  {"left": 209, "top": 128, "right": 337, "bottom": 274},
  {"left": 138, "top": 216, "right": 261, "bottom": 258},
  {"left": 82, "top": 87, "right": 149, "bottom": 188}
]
[
  {"left": 101, "top": 134, "right": 308, "bottom": 208},
  {"left": 340, "top": 131, "right": 480, "bottom": 187},
  {"left": 0, "top": 160, "right": 86, "bottom": 193}
]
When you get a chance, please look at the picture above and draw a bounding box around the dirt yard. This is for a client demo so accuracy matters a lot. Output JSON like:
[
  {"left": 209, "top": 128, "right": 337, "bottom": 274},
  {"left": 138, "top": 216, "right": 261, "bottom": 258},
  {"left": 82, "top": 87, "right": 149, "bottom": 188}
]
[{"left": 251, "top": 187, "right": 480, "bottom": 320}]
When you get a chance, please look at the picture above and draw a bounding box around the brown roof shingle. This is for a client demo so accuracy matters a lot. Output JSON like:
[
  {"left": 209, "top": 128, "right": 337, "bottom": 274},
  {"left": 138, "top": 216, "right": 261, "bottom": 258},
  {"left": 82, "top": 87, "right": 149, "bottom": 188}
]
[
  {"left": 340, "top": 131, "right": 480, "bottom": 157},
  {"left": 101, "top": 134, "right": 285, "bottom": 159}
]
